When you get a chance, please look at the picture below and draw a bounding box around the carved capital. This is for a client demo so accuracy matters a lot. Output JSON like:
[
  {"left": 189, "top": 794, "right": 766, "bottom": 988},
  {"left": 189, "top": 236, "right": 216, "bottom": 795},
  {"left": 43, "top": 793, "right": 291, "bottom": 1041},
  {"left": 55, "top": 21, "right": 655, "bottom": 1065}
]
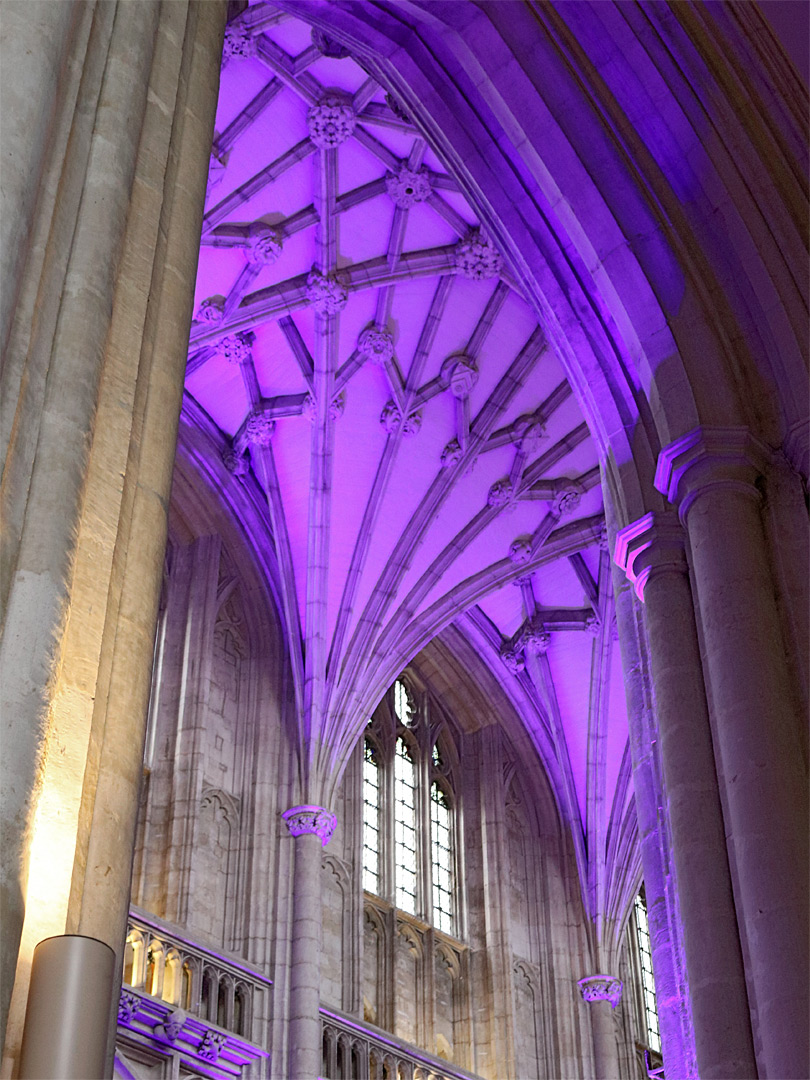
[
  {"left": 442, "top": 353, "right": 478, "bottom": 400},
  {"left": 196, "top": 295, "right": 225, "bottom": 325},
  {"left": 311, "top": 28, "right": 350, "bottom": 59},
  {"left": 613, "top": 511, "right": 687, "bottom": 602},
  {"left": 381, "top": 400, "right": 421, "bottom": 436},
  {"left": 247, "top": 224, "right": 283, "bottom": 266},
  {"left": 441, "top": 439, "right": 463, "bottom": 468},
  {"left": 455, "top": 229, "right": 502, "bottom": 280},
  {"left": 157, "top": 1008, "right": 186, "bottom": 1043},
  {"left": 245, "top": 410, "right": 275, "bottom": 448},
  {"left": 358, "top": 326, "right": 394, "bottom": 366},
  {"left": 283, "top": 804, "right": 337, "bottom": 847},
  {"left": 578, "top": 974, "right": 623, "bottom": 1009},
  {"left": 655, "top": 426, "right": 770, "bottom": 522},
  {"left": 552, "top": 487, "right": 581, "bottom": 518},
  {"left": 500, "top": 645, "right": 524, "bottom": 674},
  {"left": 118, "top": 990, "right": 140, "bottom": 1025},
  {"left": 198, "top": 1029, "right": 227, "bottom": 1062},
  {"left": 386, "top": 166, "right": 432, "bottom": 209},
  {"left": 307, "top": 96, "right": 356, "bottom": 149},
  {"left": 306, "top": 269, "right": 348, "bottom": 315},
  {"left": 488, "top": 478, "right": 514, "bottom": 509},
  {"left": 509, "top": 537, "right": 532, "bottom": 565},
  {"left": 523, "top": 622, "right": 551, "bottom": 655},
  {"left": 222, "top": 447, "right": 249, "bottom": 476},
  {"left": 219, "top": 332, "right": 253, "bottom": 364},
  {"left": 223, "top": 23, "right": 254, "bottom": 62}
]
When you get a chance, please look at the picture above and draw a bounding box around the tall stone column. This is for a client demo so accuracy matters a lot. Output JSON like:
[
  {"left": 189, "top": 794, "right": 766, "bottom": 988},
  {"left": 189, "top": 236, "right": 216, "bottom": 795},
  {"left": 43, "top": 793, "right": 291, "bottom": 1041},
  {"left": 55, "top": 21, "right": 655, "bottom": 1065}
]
[
  {"left": 607, "top": 497, "right": 695, "bottom": 1079},
  {"left": 656, "top": 427, "right": 809, "bottom": 1080},
  {"left": 0, "top": 0, "right": 226, "bottom": 1068},
  {"left": 578, "top": 976, "right": 622, "bottom": 1080},
  {"left": 615, "top": 512, "right": 756, "bottom": 1079},
  {"left": 283, "top": 805, "right": 336, "bottom": 1080}
]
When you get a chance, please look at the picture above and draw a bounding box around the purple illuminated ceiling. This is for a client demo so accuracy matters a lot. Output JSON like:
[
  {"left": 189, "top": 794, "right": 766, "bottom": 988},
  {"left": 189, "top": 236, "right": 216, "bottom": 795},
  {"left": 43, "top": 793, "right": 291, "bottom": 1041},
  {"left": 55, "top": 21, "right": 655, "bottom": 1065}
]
[{"left": 185, "top": 2, "right": 635, "bottom": 928}]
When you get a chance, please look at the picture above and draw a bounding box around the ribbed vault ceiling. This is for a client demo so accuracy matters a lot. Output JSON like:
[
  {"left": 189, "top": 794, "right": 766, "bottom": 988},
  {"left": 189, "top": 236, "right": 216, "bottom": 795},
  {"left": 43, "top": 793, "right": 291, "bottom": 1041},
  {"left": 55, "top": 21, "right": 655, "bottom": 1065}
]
[{"left": 185, "top": 2, "right": 636, "bottom": 932}]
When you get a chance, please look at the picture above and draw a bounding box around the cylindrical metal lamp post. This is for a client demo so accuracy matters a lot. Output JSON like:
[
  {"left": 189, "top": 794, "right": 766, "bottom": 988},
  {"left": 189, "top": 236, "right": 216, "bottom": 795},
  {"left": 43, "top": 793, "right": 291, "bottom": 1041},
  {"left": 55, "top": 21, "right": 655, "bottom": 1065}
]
[{"left": 19, "top": 935, "right": 116, "bottom": 1080}]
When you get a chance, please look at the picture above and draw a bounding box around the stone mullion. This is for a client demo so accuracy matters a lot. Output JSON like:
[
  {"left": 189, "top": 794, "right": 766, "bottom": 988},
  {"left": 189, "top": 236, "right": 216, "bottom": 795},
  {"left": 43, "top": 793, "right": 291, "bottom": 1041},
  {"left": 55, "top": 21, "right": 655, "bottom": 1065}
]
[{"left": 477, "top": 727, "right": 517, "bottom": 1078}]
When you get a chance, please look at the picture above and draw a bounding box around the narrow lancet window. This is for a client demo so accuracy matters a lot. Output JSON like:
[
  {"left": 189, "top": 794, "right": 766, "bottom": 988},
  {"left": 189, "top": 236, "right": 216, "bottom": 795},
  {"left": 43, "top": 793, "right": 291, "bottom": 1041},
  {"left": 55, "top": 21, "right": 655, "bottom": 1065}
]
[
  {"left": 431, "top": 782, "right": 454, "bottom": 934},
  {"left": 363, "top": 738, "right": 381, "bottom": 894},
  {"left": 394, "top": 679, "right": 414, "bottom": 726},
  {"left": 634, "top": 889, "right": 661, "bottom": 1052},
  {"left": 394, "top": 738, "right": 417, "bottom": 914}
]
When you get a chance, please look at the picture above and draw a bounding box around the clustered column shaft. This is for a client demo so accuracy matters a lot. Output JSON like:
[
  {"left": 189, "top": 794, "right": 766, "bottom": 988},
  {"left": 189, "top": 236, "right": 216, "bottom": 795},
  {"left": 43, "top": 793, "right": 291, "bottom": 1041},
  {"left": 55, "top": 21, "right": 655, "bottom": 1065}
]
[{"left": 615, "top": 511, "right": 755, "bottom": 1079}]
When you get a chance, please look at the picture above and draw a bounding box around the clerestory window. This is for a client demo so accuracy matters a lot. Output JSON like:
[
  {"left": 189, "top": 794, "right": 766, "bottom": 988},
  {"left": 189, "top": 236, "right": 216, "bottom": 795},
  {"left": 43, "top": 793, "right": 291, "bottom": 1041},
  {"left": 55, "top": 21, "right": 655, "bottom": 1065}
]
[
  {"left": 634, "top": 888, "right": 661, "bottom": 1053},
  {"left": 361, "top": 678, "right": 459, "bottom": 937}
]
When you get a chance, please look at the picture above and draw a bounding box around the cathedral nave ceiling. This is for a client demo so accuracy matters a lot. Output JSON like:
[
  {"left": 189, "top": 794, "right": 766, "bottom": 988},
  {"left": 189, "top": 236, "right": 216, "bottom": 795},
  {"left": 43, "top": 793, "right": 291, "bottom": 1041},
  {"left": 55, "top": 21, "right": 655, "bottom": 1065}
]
[{"left": 184, "top": 3, "right": 637, "bottom": 931}]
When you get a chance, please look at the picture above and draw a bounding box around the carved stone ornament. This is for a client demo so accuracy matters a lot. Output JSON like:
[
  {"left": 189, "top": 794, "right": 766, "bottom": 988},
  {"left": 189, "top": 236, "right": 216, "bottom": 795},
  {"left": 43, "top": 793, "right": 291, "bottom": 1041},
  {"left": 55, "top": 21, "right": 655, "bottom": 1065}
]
[
  {"left": 585, "top": 613, "right": 601, "bottom": 636},
  {"left": 578, "top": 974, "right": 623, "bottom": 1009},
  {"left": 523, "top": 622, "right": 551, "bottom": 655},
  {"left": 358, "top": 326, "right": 394, "bottom": 366},
  {"left": 207, "top": 153, "right": 226, "bottom": 197},
  {"left": 158, "top": 1008, "right": 187, "bottom": 1043},
  {"left": 385, "top": 92, "right": 410, "bottom": 123},
  {"left": 307, "top": 95, "right": 356, "bottom": 149},
  {"left": 282, "top": 804, "right": 337, "bottom": 847},
  {"left": 118, "top": 990, "right": 140, "bottom": 1025},
  {"left": 386, "top": 166, "right": 432, "bottom": 209},
  {"left": 245, "top": 411, "right": 275, "bottom": 448},
  {"left": 306, "top": 269, "right": 348, "bottom": 315},
  {"left": 509, "top": 537, "right": 532, "bottom": 565},
  {"left": 455, "top": 229, "right": 503, "bottom": 281},
  {"left": 196, "top": 296, "right": 225, "bottom": 324},
  {"left": 198, "top": 1029, "right": 228, "bottom": 1062},
  {"left": 222, "top": 448, "right": 249, "bottom": 476},
  {"left": 441, "top": 439, "right": 463, "bottom": 468},
  {"left": 380, "top": 401, "right": 421, "bottom": 437},
  {"left": 444, "top": 354, "right": 478, "bottom": 399},
  {"left": 500, "top": 646, "right": 525, "bottom": 675},
  {"left": 488, "top": 478, "right": 514, "bottom": 509},
  {"left": 330, "top": 392, "right": 346, "bottom": 420},
  {"left": 311, "top": 28, "right": 350, "bottom": 58},
  {"left": 598, "top": 521, "right": 610, "bottom": 551},
  {"left": 218, "top": 332, "right": 252, "bottom": 364},
  {"left": 222, "top": 23, "right": 254, "bottom": 62},
  {"left": 553, "top": 488, "right": 581, "bottom": 517},
  {"left": 247, "top": 225, "right": 283, "bottom": 266}
]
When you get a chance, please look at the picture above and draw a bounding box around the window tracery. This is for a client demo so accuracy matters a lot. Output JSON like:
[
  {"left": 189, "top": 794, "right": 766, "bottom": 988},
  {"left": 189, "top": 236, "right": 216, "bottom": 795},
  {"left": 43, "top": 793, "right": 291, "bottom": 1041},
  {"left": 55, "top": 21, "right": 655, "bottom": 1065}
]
[{"left": 361, "top": 676, "right": 459, "bottom": 938}]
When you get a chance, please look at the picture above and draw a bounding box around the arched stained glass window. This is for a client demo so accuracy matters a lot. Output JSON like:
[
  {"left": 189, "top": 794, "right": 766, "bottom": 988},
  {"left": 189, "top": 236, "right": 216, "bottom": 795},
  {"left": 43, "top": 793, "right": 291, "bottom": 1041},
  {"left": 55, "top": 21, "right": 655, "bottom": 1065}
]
[
  {"left": 363, "top": 738, "right": 381, "bottom": 894},
  {"left": 431, "top": 782, "right": 454, "bottom": 934},
  {"left": 394, "top": 738, "right": 417, "bottom": 914}
]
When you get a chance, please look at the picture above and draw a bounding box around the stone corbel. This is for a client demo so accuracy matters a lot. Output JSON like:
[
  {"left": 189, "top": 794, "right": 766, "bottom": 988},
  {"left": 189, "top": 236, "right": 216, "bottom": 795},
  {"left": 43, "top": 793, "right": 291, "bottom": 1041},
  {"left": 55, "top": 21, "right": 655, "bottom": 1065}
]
[
  {"left": 577, "top": 974, "right": 623, "bottom": 1009},
  {"left": 654, "top": 426, "right": 770, "bottom": 522},
  {"left": 282, "top": 804, "right": 337, "bottom": 847},
  {"left": 613, "top": 511, "right": 687, "bottom": 602}
]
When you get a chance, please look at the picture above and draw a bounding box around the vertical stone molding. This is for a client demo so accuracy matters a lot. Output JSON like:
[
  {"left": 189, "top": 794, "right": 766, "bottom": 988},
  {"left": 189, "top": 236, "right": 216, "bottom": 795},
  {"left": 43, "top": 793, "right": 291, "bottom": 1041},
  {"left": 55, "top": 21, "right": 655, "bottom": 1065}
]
[
  {"left": 0, "top": 1, "right": 227, "bottom": 1070},
  {"left": 615, "top": 511, "right": 756, "bottom": 1079},
  {"left": 578, "top": 976, "right": 622, "bottom": 1080},
  {"left": 655, "top": 427, "right": 809, "bottom": 1080}
]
